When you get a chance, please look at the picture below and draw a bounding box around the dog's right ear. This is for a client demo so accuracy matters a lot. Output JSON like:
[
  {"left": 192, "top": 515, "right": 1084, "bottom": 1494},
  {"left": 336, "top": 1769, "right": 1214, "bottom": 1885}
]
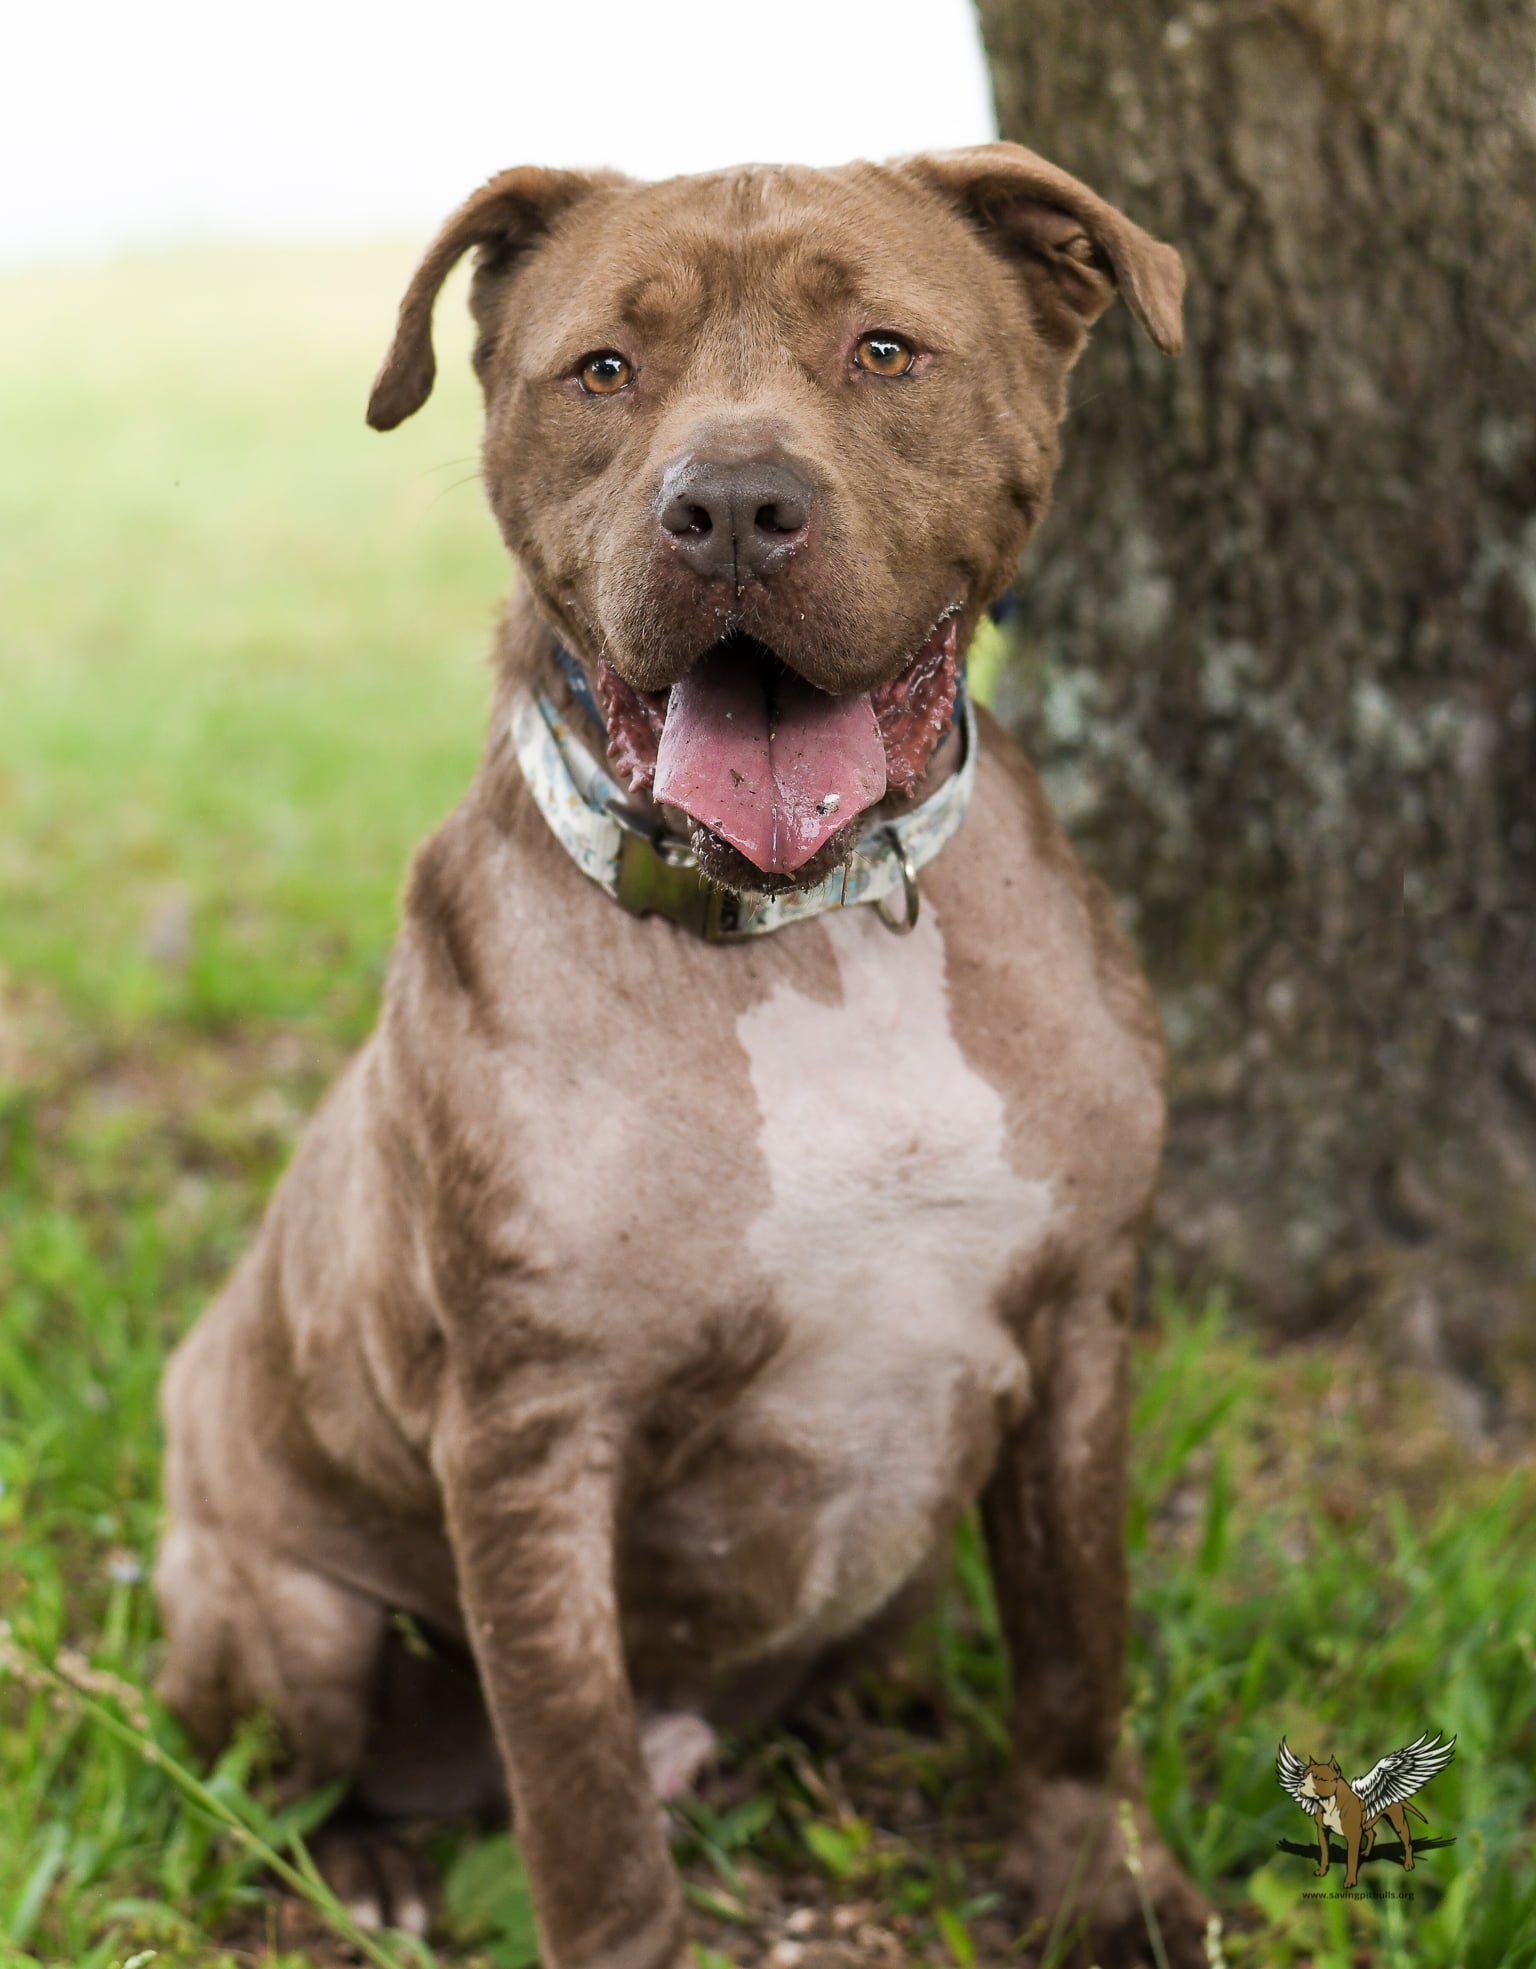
[{"left": 368, "top": 167, "right": 620, "bottom": 431}]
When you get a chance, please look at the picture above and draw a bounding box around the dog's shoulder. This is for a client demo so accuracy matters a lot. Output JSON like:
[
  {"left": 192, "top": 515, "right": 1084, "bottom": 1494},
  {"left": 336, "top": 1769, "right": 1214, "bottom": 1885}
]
[
  {"left": 916, "top": 711, "right": 1168, "bottom": 1251},
  {"left": 941, "top": 710, "right": 1164, "bottom": 1100}
]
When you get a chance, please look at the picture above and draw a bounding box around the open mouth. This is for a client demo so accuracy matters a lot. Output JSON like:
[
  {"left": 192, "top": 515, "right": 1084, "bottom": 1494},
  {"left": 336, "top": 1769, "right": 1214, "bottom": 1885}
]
[{"left": 595, "top": 613, "right": 961, "bottom": 892}]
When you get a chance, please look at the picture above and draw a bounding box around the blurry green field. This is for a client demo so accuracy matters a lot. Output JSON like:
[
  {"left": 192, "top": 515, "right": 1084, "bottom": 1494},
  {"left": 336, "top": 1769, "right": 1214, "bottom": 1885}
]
[
  {"left": 0, "top": 246, "right": 498, "bottom": 1034},
  {"left": 1, "top": 249, "right": 1533, "bottom": 1969}
]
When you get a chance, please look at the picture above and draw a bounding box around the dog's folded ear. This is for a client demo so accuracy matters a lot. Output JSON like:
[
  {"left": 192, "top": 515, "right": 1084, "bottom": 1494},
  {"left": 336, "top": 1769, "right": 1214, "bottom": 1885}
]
[
  {"left": 368, "top": 167, "right": 621, "bottom": 431},
  {"left": 900, "top": 142, "right": 1184, "bottom": 358}
]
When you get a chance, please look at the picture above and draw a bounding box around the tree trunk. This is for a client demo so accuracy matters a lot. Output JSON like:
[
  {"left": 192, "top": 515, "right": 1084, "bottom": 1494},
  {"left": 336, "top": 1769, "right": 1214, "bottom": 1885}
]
[{"left": 974, "top": 0, "right": 1536, "bottom": 1433}]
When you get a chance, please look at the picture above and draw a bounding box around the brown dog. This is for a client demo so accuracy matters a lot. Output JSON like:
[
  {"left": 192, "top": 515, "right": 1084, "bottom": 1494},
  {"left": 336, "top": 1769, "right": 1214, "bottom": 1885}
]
[
  {"left": 1278, "top": 1735, "right": 1453, "bottom": 1888},
  {"left": 1299, "top": 1759, "right": 1424, "bottom": 1887},
  {"left": 154, "top": 144, "right": 1207, "bottom": 1967}
]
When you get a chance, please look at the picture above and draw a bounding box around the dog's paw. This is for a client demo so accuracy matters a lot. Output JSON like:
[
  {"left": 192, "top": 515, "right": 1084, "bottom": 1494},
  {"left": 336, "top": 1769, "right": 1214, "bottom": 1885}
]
[
  {"left": 1004, "top": 1776, "right": 1211, "bottom": 1969},
  {"left": 641, "top": 1709, "right": 717, "bottom": 1802},
  {"left": 310, "top": 1825, "right": 438, "bottom": 1937}
]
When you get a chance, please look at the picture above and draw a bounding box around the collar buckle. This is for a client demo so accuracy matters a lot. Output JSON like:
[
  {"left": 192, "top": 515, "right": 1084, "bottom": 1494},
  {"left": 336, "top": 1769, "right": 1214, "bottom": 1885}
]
[{"left": 609, "top": 804, "right": 750, "bottom": 942}]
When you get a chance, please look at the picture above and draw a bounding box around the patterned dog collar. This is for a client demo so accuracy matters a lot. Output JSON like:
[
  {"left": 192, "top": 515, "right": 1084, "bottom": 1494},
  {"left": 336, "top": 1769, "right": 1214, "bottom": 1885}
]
[{"left": 511, "top": 681, "right": 976, "bottom": 942}]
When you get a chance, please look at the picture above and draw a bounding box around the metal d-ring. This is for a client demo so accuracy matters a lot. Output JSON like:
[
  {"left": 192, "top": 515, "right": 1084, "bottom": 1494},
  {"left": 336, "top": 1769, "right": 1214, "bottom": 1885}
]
[{"left": 874, "top": 827, "right": 920, "bottom": 934}]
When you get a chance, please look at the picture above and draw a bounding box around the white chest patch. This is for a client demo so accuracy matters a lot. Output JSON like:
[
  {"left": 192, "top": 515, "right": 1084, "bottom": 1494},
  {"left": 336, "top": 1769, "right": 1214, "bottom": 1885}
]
[
  {"left": 732, "top": 903, "right": 1055, "bottom": 1646},
  {"left": 1321, "top": 1798, "right": 1344, "bottom": 1835},
  {"left": 736, "top": 902, "right": 1055, "bottom": 1325}
]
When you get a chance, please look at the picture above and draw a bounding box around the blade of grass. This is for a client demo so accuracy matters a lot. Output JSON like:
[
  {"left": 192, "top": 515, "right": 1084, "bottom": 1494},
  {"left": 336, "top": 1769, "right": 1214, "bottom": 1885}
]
[{"left": 0, "top": 1623, "right": 431, "bottom": 1969}]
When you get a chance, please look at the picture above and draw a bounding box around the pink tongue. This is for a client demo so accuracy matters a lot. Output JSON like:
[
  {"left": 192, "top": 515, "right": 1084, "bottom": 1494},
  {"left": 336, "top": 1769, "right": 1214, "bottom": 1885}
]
[{"left": 653, "top": 648, "right": 888, "bottom": 874}]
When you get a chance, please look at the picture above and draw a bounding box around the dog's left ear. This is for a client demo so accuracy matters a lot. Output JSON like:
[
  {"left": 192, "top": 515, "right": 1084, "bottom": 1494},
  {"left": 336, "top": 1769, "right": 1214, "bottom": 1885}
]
[
  {"left": 368, "top": 166, "right": 622, "bottom": 431},
  {"left": 1330, "top": 1757, "right": 1342, "bottom": 1773},
  {"left": 901, "top": 142, "right": 1184, "bottom": 358}
]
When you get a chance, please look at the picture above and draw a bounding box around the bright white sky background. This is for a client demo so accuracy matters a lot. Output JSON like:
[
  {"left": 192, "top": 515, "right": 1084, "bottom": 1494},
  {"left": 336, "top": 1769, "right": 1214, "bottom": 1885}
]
[{"left": 1, "top": 0, "right": 996, "bottom": 265}]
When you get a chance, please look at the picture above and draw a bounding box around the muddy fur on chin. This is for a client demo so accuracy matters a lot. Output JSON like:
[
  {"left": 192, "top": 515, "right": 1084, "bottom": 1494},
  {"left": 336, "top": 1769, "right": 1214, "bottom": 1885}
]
[{"left": 689, "top": 818, "right": 863, "bottom": 897}]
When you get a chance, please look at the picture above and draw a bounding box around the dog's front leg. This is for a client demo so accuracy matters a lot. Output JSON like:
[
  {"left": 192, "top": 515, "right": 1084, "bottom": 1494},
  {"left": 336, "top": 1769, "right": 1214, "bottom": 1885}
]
[
  {"left": 434, "top": 1383, "right": 685, "bottom": 1969},
  {"left": 982, "top": 1276, "right": 1209, "bottom": 1966}
]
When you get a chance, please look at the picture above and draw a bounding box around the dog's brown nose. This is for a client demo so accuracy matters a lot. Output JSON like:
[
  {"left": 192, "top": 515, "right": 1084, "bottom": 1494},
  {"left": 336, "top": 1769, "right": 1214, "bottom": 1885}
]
[{"left": 658, "top": 457, "right": 813, "bottom": 583}]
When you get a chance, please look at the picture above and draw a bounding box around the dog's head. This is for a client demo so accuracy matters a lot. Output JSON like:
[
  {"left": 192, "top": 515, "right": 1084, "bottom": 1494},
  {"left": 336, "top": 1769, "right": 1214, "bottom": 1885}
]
[
  {"left": 369, "top": 146, "right": 1183, "bottom": 892},
  {"left": 1299, "top": 1759, "right": 1344, "bottom": 1799}
]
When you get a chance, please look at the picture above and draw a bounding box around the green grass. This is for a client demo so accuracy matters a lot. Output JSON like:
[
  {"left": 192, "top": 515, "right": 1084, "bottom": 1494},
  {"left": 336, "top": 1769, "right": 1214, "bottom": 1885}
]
[
  {"left": 0, "top": 246, "right": 497, "bottom": 1035},
  {"left": 2, "top": 248, "right": 1533, "bottom": 1969}
]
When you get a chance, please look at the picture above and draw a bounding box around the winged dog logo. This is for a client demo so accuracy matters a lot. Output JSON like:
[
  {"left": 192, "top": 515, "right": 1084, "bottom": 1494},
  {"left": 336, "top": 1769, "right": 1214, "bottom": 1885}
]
[{"left": 1276, "top": 1731, "right": 1456, "bottom": 1887}]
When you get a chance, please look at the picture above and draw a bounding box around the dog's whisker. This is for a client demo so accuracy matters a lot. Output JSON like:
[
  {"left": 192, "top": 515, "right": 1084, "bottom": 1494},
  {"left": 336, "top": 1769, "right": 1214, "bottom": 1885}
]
[{"left": 428, "top": 471, "right": 485, "bottom": 506}]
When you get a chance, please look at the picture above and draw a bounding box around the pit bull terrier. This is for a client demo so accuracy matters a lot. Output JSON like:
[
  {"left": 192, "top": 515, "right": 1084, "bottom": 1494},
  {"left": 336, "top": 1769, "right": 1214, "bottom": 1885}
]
[
  {"left": 155, "top": 142, "right": 1209, "bottom": 1967},
  {"left": 1277, "top": 1734, "right": 1454, "bottom": 1888},
  {"left": 1300, "top": 1758, "right": 1421, "bottom": 1887}
]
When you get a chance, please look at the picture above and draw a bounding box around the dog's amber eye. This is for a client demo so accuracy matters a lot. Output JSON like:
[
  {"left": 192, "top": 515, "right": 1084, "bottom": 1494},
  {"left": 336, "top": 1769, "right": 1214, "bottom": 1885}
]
[
  {"left": 853, "top": 332, "right": 915, "bottom": 377},
  {"left": 577, "top": 351, "right": 634, "bottom": 395}
]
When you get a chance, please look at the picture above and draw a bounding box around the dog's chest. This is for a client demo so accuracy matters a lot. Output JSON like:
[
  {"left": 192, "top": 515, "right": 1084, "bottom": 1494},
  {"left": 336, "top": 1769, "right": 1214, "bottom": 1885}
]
[
  {"left": 634, "top": 905, "right": 1047, "bottom": 1661},
  {"left": 735, "top": 905, "right": 1052, "bottom": 1335},
  {"left": 519, "top": 898, "right": 1056, "bottom": 1322},
  {"left": 513, "top": 901, "right": 1058, "bottom": 1660},
  {"left": 715, "top": 906, "right": 1049, "bottom": 1643}
]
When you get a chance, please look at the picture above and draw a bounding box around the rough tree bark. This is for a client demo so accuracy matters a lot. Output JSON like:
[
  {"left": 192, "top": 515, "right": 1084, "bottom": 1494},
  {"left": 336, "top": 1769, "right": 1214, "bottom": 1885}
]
[{"left": 973, "top": 0, "right": 1536, "bottom": 1432}]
